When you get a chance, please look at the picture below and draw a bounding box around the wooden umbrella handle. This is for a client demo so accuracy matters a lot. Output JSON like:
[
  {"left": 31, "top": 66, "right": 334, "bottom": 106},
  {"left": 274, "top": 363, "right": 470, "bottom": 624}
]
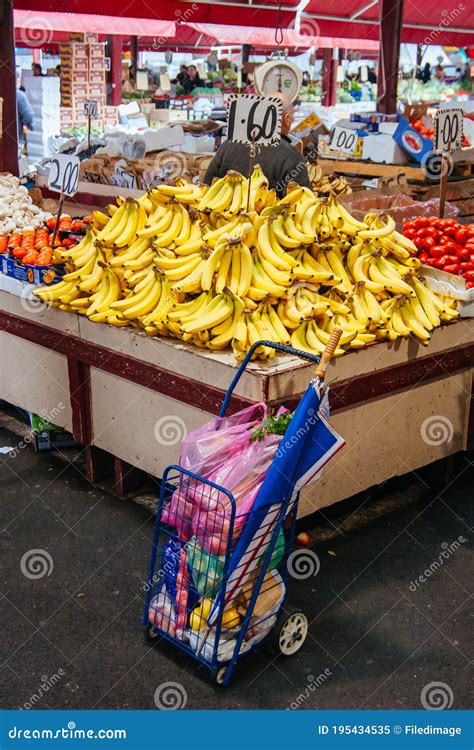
[{"left": 315, "top": 327, "right": 343, "bottom": 380}]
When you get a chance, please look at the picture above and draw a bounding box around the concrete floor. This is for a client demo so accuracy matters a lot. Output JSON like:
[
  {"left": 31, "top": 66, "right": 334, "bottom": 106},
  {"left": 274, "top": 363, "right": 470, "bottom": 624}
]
[{"left": 0, "top": 409, "right": 472, "bottom": 710}]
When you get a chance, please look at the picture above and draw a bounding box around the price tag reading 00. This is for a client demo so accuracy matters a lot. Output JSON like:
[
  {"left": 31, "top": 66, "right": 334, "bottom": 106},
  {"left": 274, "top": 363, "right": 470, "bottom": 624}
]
[
  {"left": 47, "top": 154, "right": 80, "bottom": 197},
  {"left": 329, "top": 126, "right": 359, "bottom": 154},
  {"left": 227, "top": 94, "right": 282, "bottom": 148},
  {"left": 434, "top": 108, "right": 464, "bottom": 152}
]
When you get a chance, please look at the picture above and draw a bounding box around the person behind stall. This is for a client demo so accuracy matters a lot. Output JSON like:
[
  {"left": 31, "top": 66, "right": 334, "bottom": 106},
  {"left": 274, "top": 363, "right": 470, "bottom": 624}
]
[
  {"left": 435, "top": 64, "right": 445, "bottom": 81},
  {"left": 176, "top": 65, "right": 188, "bottom": 86},
  {"left": 182, "top": 64, "right": 204, "bottom": 94},
  {"left": 31, "top": 63, "right": 43, "bottom": 77},
  {"left": 416, "top": 62, "right": 431, "bottom": 84},
  {"left": 203, "top": 91, "right": 311, "bottom": 198},
  {"left": 302, "top": 70, "right": 311, "bottom": 87},
  {"left": 17, "top": 76, "right": 34, "bottom": 145}
]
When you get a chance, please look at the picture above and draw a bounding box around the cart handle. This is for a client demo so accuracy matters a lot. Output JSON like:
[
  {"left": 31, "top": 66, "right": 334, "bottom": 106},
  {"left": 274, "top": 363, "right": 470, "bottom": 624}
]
[{"left": 218, "top": 340, "right": 320, "bottom": 418}]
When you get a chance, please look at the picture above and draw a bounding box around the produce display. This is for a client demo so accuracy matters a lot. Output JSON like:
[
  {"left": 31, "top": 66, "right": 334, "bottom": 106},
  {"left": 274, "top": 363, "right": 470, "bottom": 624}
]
[
  {"left": 411, "top": 117, "right": 470, "bottom": 148},
  {"left": 0, "top": 174, "right": 52, "bottom": 235},
  {"left": 405, "top": 216, "right": 474, "bottom": 288},
  {"left": 307, "top": 164, "right": 352, "bottom": 197},
  {"left": 33, "top": 168, "right": 459, "bottom": 360}
]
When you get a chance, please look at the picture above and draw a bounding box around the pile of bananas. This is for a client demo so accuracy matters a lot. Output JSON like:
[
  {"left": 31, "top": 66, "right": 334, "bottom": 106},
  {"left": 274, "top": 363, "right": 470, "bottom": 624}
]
[
  {"left": 33, "top": 167, "right": 458, "bottom": 361},
  {"left": 307, "top": 163, "right": 352, "bottom": 196}
]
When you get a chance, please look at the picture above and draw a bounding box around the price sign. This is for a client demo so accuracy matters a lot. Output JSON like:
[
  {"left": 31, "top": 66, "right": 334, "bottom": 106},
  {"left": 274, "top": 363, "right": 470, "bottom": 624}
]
[
  {"left": 329, "top": 126, "right": 359, "bottom": 154},
  {"left": 434, "top": 108, "right": 463, "bottom": 152},
  {"left": 227, "top": 94, "right": 282, "bottom": 147},
  {"left": 111, "top": 161, "right": 137, "bottom": 189},
  {"left": 47, "top": 154, "right": 80, "bottom": 197},
  {"left": 84, "top": 100, "right": 98, "bottom": 118}
]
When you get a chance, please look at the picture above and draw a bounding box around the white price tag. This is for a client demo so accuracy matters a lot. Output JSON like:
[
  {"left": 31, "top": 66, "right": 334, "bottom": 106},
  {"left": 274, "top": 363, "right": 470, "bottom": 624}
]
[
  {"left": 434, "top": 107, "right": 464, "bottom": 152},
  {"left": 47, "top": 154, "right": 80, "bottom": 197},
  {"left": 84, "top": 100, "right": 98, "bottom": 118},
  {"left": 227, "top": 94, "right": 282, "bottom": 147},
  {"left": 329, "top": 126, "right": 359, "bottom": 154}
]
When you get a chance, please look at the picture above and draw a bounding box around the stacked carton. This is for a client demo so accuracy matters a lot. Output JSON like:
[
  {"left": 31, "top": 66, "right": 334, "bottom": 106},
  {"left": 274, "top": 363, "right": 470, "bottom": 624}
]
[
  {"left": 23, "top": 73, "right": 61, "bottom": 162},
  {"left": 59, "top": 34, "right": 118, "bottom": 132}
]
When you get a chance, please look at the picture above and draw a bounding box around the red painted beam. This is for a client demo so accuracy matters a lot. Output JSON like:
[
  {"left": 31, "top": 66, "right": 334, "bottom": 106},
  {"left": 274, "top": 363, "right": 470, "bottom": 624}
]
[
  {"left": 0, "top": 0, "right": 19, "bottom": 175},
  {"left": 106, "top": 35, "right": 123, "bottom": 107},
  {"left": 322, "top": 48, "right": 338, "bottom": 108},
  {"left": 377, "top": 0, "right": 404, "bottom": 114}
]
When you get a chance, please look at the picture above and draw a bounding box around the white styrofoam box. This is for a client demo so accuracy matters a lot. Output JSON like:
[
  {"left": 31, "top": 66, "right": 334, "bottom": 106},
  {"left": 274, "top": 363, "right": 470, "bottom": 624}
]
[
  {"left": 180, "top": 133, "right": 214, "bottom": 154},
  {"left": 362, "top": 134, "right": 408, "bottom": 164},
  {"left": 334, "top": 118, "right": 364, "bottom": 131},
  {"left": 142, "top": 125, "right": 185, "bottom": 153},
  {"left": 378, "top": 122, "right": 398, "bottom": 136},
  {"left": 117, "top": 101, "right": 141, "bottom": 117}
]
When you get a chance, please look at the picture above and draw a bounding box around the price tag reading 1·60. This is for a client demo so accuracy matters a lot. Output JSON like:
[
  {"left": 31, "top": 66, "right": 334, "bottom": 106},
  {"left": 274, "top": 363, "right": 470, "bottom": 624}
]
[
  {"left": 434, "top": 107, "right": 464, "bottom": 152},
  {"left": 329, "top": 126, "right": 359, "bottom": 154},
  {"left": 227, "top": 94, "right": 282, "bottom": 147},
  {"left": 47, "top": 154, "right": 80, "bottom": 197}
]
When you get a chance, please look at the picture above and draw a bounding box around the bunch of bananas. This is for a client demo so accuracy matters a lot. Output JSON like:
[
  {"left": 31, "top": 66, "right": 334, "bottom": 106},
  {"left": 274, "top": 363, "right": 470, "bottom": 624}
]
[
  {"left": 33, "top": 167, "right": 459, "bottom": 362},
  {"left": 307, "top": 163, "right": 352, "bottom": 196}
]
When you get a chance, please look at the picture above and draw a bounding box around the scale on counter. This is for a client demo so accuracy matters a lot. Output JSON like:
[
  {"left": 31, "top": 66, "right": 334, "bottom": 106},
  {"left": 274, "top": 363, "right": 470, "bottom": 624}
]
[{"left": 254, "top": 60, "right": 302, "bottom": 101}]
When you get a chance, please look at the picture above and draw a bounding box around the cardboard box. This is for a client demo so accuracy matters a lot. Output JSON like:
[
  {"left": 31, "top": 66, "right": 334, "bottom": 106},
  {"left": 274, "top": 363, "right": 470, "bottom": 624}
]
[
  {"left": 149, "top": 109, "right": 188, "bottom": 126},
  {"left": 88, "top": 70, "right": 106, "bottom": 84},
  {"left": 89, "top": 58, "right": 107, "bottom": 72},
  {"left": 362, "top": 134, "right": 408, "bottom": 164},
  {"left": 61, "top": 58, "right": 89, "bottom": 72},
  {"left": 61, "top": 69, "right": 89, "bottom": 84},
  {"left": 85, "top": 33, "right": 99, "bottom": 44},
  {"left": 0, "top": 257, "right": 64, "bottom": 285},
  {"left": 89, "top": 43, "right": 106, "bottom": 58},
  {"left": 88, "top": 84, "right": 106, "bottom": 98},
  {"left": 393, "top": 117, "right": 433, "bottom": 163},
  {"left": 59, "top": 42, "right": 88, "bottom": 59}
]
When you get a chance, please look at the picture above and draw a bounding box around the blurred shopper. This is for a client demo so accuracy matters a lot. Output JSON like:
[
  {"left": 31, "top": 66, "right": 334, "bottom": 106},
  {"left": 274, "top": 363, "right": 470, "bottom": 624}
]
[
  {"left": 31, "top": 63, "right": 43, "bottom": 76},
  {"left": 182, "top": 64, "right": 204, "bottom": 94},
  {"left": 17, "top": 82, "right": 34, "bottom": 146}
]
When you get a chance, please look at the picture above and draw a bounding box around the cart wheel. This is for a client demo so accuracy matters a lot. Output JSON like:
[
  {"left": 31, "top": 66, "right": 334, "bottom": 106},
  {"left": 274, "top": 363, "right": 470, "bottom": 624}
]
[
  {"left": 215, "top": 667, "right": 228, "bottom": 686},
  {"left": 144, "top": 623, "right": 160, "bottom": 642},
  {"left": 273, "top": 607, "right": 308, "bottom": 656}
]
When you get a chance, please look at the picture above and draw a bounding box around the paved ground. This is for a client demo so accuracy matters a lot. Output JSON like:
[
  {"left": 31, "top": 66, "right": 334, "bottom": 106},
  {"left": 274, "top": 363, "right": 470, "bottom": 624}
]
[{"left": 0, "top": 408, "right": 472, "bottom": 711}]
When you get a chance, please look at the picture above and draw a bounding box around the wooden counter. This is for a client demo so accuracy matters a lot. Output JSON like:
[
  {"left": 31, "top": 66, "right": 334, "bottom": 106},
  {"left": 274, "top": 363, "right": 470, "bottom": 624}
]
[{"left": 0, "top": 276, "right": 472, "bottom": 516}]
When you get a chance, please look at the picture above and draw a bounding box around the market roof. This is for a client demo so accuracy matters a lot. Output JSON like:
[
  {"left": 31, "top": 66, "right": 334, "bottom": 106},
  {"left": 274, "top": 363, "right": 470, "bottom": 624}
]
[{"left": 13, "top": 0, "right": 474, "bottom": 46}]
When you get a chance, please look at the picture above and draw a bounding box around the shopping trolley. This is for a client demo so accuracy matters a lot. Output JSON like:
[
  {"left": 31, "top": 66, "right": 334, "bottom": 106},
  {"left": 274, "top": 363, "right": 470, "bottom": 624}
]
[{"left": 143, "top": 337, "right": 340, "bottom": 686}]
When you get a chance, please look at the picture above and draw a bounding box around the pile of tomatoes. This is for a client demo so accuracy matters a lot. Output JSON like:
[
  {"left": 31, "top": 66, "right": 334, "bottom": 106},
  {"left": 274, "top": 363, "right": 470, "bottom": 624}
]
[
  {"left": 45, "top": 214, "right": 89, "bottom": 234},
  {"left": 403, "top": 216, "right": 474, "bottom": 288}
]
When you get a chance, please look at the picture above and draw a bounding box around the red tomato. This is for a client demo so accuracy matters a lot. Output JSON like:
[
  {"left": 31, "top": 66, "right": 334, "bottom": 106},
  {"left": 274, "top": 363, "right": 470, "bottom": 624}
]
[
  {"left": 414, "top": 237, "right": 425, "bottom": 249},
  {"left": 404, "top": 228, "right": 416, "bottom": 240},
  {"left": 423, "top": 236, "right": 436, "bottom": 251},
  {"left": 421, "top": 258, "right": 438, "bottom": 267},
  {"left": 423, "top": 227, "right": 437, "bottom": 238},
  {"left": 466, "top": 281, "right": 474, "bottom": 288},
  {"left": 415, "top": 217, "right": 429, "bottom": 228},
  {"left": 437, "top": 255, "right": 458, "bottom": 267},
  {"left": 444, "top": 226, "right": 457, "bottom": 238},
  {"left": 443, "top": 264, "right": 459, "bottom": 274},
  {"left": 457, "top": 247, "right": 470, "bottom": 262},
  {"left": 444, "top": 240, "right": 459, "bottom": 254},
  {"left": 458, "top": 262, "right": 474, "bottom": 272},
  {"left": 455, "top": 228, "right": 468, "bottom": 245},
  {"left": 404, "top": 221, "right": 416, "bottom": 232},
  {"left": 418, "top": 251, "right": 430, "bottom": 262},
  {"left": 430, "top": 245, "right": 446, "bottom": 258}
]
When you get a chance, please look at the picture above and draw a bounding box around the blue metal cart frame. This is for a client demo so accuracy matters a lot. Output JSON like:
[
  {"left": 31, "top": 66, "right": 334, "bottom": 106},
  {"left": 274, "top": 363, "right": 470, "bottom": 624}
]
[{"left": 143, "top": 341, "right": 320, "bottom": 686}]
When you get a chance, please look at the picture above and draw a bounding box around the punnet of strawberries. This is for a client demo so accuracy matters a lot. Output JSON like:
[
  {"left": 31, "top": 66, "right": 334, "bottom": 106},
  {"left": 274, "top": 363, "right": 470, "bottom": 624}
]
[{"left": 403, "top": 216, "right": 474, "bottom": 289}]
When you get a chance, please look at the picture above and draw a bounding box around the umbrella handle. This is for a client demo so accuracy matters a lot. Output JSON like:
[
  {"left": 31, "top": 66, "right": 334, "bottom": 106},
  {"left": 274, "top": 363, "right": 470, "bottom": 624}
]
[{"left": 315, "top": 327, "right": 343, "bottom": 380}]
